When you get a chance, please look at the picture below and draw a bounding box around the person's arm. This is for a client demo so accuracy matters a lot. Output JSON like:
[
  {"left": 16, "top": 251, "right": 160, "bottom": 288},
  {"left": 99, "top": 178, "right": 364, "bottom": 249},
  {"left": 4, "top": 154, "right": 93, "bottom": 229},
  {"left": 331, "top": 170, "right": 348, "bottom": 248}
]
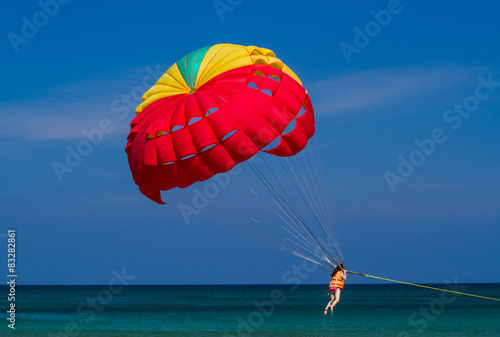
[{"left": 341, "top": 270, "right": 347, "bottom": 280}]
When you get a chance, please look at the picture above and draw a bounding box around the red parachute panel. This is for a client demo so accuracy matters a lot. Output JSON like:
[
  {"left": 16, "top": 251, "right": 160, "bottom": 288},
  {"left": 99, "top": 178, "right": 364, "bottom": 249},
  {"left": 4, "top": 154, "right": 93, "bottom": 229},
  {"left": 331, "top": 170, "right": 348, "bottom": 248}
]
[{"left": 126, "top": 64, "right": 315, "bottom": 204}]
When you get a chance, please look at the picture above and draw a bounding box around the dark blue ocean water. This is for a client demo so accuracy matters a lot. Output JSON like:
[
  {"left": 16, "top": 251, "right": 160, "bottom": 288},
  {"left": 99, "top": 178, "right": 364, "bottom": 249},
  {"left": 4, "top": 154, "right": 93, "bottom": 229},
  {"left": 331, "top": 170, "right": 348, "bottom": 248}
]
[{"left": 1, "top": 284, "right": 499, "bottom": 336}]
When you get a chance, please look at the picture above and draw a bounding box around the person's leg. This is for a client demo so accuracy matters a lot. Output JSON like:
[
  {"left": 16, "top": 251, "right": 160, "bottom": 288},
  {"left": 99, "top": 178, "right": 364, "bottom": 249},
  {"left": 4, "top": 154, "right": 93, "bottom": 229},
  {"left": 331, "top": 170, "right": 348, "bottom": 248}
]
[
  {"left": 330, "top": 289, "right": 342, "bottom": 308},
  {"left": 324, "top": 294, "right": 334, "bottom": 314}
]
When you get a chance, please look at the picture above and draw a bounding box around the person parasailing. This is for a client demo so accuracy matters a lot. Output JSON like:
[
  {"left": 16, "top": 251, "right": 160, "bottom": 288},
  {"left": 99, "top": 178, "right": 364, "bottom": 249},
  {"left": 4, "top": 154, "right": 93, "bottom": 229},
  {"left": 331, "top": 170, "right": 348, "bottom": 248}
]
[{"left": 324, "top": 263, "right": 346, "bottom": 315}]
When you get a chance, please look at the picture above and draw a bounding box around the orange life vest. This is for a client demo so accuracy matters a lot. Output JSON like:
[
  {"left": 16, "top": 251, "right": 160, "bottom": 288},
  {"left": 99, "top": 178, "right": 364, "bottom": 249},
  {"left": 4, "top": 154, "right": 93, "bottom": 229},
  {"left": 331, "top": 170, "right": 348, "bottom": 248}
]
[{"left": 329, "top": 270, "right": 344, "bottom": 290}]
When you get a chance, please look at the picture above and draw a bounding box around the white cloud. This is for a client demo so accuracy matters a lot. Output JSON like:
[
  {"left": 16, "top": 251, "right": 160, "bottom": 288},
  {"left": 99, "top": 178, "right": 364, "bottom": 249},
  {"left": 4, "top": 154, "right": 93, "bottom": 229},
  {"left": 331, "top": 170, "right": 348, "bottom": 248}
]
[
  {"left": 308, "top": 64, "right": 490, "bottom": 114},
  {"left": 0, "top": 64, "right": 167, "bottom": 140},
  {"left": 0, "top": 63, "right": 493, "bottom": 140}
]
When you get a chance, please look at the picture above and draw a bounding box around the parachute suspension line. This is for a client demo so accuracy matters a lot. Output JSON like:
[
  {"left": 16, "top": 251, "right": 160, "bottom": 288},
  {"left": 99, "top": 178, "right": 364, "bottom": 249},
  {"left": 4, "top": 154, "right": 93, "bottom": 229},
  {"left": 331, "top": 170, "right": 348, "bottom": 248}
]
[
  {"left": 347, "top": 271, "right": 500, "bottom": 302},
  {"left": 282, "top": 156, "right": 328, "bottom": 235},
  {"left": 160, "top": 176, "right": 289, "bottom": 251},
  {"left": 245, "top": 160, "right": 311, "bottom": 241},
  {"left": 226, "top": 180, "right": 289, "bottom": 234},
  {"left": 163, "top": 191, "right": 270, "bottom": 247},
  {"left": 274, "top": 155, "right": 339, "bottom": 268},
  {"left": 271, "top": 153, "right": 333, "bottom": 252},
  {"left": 291, "top": 153, "right": 336, "bottom": 253},
  {"left": 291, "top": 154, "right": 329, "bottom": 231},
  {"left": 275, "top": 205, "right": 321, "bottom": 256},
  {"left": 281, "top": 156, "right": 339, "bottom": 263},
  {"left": 273, "top": 205, "right": 333, "bottom": 269},
  {"left": 272, "top": 206, "right": 335, "bottom": 269},
  {"left": 201, "top": 173, "right": 315, "bottom": 251},
  {"left": 299, "top": 150, "right": 333, "bottom": 238},
  {"left": 242, "top": 159, "right": 304, "bottom": 232},
  {"left": 312, "top": 135, "right": 334, "bottom": 226},
  {"left": 258, "top": 154, "right": 304, "bottom": 221},
  {"left": 260, "top": 152, "right": 331, "bottom": 256},
  {"left": 283, "top": 234, "right": 332, "bottom": 266},
  {"left": 221, "top": 173, "right": 280, "bottom": 223},
  {"left": 311, "top": 135, "right": 345, "bottom": 266},
  {"left": 309, "top": 139, "right": 335, "bottom": 230},
  {"left": 237, "top": 160, "right": 317, "bottom": 249},
  {"left": 245, "top": 160, "right": 333, "bottom": 265},
  {"left": 177, "top": 178, "right": 256, "bottom": 222},
  {"left": 289, "top": 251, "right": 333, "bottom": 270},
  {"left": 274, "top": 157, "right": 324, "bottom": 232},
  {"left": 273, "top": 203, "right": 334, "bottom": 264},
  {"left": 273, "top": 203, "right": 318, "bottom": 250},
  {"left": 286, "top": 144, "right": 343, "bottom": 269},
  {"left": 283, "top": 235, "right": 331, "bottom": 265},
  {"left": 246, "top": 158, "right": 338, "bottom": 267},
  {"left": 300, "top": 148, "right": 336, "bottom": 245}
]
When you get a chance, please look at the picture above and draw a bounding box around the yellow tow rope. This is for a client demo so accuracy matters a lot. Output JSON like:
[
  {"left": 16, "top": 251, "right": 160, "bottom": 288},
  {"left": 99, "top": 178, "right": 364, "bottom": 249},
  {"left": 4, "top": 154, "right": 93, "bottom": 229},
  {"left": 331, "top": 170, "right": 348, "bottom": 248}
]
[{"left": 347, "top": 271, "right": 500, "bottom": 302}]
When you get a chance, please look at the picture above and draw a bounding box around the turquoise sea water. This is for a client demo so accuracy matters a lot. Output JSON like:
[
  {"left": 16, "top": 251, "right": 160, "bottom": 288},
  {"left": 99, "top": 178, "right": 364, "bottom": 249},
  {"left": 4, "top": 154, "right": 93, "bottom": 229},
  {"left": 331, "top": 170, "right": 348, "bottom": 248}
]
[{"left": 1, "top": 284, "right": 499, "bottom": 336}]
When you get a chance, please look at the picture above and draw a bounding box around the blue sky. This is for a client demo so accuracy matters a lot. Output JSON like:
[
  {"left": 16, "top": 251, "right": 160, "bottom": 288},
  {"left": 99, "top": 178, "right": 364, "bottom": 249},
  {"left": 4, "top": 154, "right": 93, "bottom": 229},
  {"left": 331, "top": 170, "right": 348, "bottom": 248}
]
[{"left": 1, "top": 0, "right": 499, "bottom": 285}]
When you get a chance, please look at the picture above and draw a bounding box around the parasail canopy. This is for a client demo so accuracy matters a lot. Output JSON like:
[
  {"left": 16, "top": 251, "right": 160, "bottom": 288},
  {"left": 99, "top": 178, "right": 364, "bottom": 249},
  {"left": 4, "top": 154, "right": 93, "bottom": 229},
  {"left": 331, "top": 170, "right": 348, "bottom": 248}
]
[{"left": 125, "top": 44, "right": 315, "bottom": 204}]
